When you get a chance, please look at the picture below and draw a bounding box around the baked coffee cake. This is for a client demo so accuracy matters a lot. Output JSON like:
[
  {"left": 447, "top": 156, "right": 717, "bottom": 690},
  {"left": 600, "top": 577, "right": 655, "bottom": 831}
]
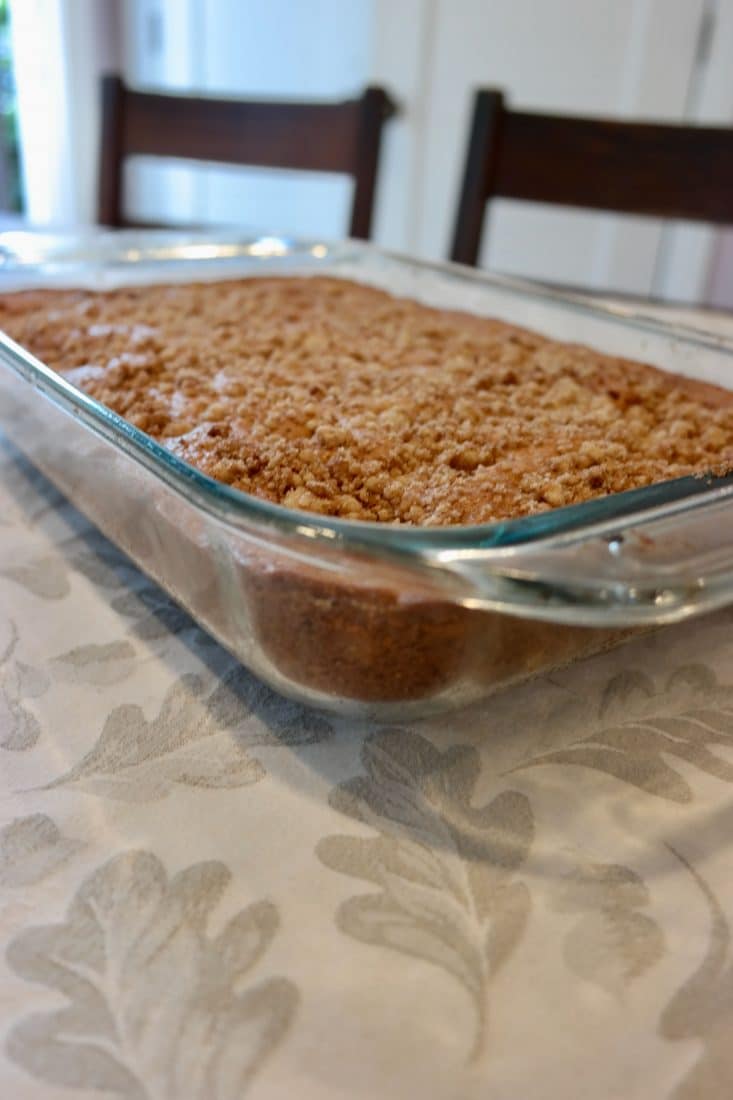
[{"left": 1, "top": 275, "right": 731, "bottom": 526}]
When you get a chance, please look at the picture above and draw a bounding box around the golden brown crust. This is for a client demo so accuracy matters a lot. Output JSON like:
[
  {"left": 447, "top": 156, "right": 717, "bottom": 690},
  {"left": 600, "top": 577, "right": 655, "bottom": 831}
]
[{"left": 2, "top": 274, "right": 732, "bottom": 526}]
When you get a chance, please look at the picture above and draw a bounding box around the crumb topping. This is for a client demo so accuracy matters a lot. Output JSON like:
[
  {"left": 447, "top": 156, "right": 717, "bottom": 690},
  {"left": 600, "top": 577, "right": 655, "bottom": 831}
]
[{"left": 2, "top": 275, "right": 732, "bottom": 525}]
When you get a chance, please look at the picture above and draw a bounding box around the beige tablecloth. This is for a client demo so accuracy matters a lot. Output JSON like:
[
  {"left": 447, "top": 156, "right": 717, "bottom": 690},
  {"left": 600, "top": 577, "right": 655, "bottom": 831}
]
[{"left": 2, "top": 319, "right": 733, "bottom": 1099}]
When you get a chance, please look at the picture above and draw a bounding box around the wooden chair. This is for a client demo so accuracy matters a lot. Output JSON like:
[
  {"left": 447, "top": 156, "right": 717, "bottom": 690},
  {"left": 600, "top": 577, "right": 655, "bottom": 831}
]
[
  {"left": 98, "top": 75, "right": 396, "bottom": 239},
  {"left": 451, "top": 88, "right": 733, "bottom": 267}
]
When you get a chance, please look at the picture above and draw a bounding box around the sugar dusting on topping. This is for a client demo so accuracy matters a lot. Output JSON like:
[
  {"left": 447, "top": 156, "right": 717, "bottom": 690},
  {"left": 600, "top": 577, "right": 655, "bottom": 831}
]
[{"left": 2, "top": 276, "right": 732, "bottom": 526}]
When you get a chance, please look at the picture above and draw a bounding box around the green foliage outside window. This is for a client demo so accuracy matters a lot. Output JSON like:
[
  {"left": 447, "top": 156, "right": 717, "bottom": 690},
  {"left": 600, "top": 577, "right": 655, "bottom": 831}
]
[{"left": 0, "top": 0, "right": 22, "bottom": 212}]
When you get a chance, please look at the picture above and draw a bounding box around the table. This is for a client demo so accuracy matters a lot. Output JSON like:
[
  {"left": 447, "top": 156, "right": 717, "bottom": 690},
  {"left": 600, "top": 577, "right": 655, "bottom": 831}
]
[{"left": 2, "top": 306, "right": 733, "bottom": 1099}]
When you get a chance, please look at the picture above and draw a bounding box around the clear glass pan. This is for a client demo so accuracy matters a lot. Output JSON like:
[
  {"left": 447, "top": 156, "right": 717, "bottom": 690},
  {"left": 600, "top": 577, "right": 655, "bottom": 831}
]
[{"left": 1, "top": 230, "right": 733, "bottom": 718}]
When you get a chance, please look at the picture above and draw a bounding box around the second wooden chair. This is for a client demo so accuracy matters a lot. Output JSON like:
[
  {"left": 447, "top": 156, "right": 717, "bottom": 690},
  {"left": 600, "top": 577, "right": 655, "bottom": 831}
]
[{"left": 451, "top": 88, "right": 733, "bottom": 267}]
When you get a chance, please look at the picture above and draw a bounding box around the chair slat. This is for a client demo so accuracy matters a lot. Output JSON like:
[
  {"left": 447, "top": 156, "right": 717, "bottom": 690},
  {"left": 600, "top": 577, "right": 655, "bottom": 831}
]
[{"left": 451, "top": 88, "right": 733, "bottom": 267}]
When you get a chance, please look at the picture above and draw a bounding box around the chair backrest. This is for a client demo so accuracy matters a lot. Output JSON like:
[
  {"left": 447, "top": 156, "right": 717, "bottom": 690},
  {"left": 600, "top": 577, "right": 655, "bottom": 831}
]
[
  {"left": 451, "top": 88, "right": 733, "bottom": 267},
  {"left": 98, "top": 75, "right": 396, "bottom": 239}
]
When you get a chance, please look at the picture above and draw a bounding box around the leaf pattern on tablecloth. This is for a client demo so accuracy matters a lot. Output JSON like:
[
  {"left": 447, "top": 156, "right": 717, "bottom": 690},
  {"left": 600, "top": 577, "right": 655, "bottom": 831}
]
[
  {"left": 59, "top": 527, "right": 215, "bottom": 647},
  {"left": 1, "top": 523, "right": 138, "bottom": 606},
  {"left": 598, "top": 665, "right": 718, "bottom": 722},
  {"left": 52, "top": 641, "right": 138, "bottom": 686},
  {"left": 0, "top": 620, "right": 50, "bottom": 750},
  {"left": 512, "top": 668, "right": 733, "bottom": 802},
  {"left": 660, "top": 846, "right": 733, "bottom": 1100},
  {"left": 109, "top": 584, "right": 200, "bottom": 643},
  {"left": 64, "top": 529, "right": 143, "bottom": 593},
  {"left": 0, "top": 555, "right": 70, "bottom": 600},
  {"left": 63, "top": 529, "right": 201, "bottom": 643},
  {"left": 45, "top": 666, "right": 332, "bottom": 801},
  {"left": 5, "top": 850, "right": 297, "bottom": 1099},
  {"left": 0, "top": 814, "right": 83, "bottom": 887},
  {"left": 317, "top": 729, "right": 534, "bottom": 1061},
  {"left": 0, "top": 444, "right": 67, "bottom": 524},
  {"left": 549, "top": 861, "right": 664, "bottom": 997},
  {"left": 597, "top": 668, "right": 656, "bottom": 718},
  {"left": 2, "top": 525, "right": 210, "bottom": 650}
]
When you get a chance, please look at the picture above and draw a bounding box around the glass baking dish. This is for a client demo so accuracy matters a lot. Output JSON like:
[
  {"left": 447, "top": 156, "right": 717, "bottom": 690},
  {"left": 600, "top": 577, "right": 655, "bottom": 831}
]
[{"left": 2, "top": 229, "right": 733, "bottom": 719}]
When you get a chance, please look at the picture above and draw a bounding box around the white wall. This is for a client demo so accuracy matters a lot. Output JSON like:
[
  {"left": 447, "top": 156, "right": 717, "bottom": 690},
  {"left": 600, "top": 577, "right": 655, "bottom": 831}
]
[
  {"left": 11, "top": 0, "right": 733, "bottom": 303},
  {"left": 10, "top": 0, "right": 119, "bottom": 225},
  {"left": 660, "top": 0, "right": 733, "bottom": 305},
  {"left": 122, "top": 0, "right": 730, "bottom": 300},
  {"left": 121, "top": 0, "right": 206, "bottom": 223},
  {"left": 372, "top": 0, "right": 707, "bottom": 294},
  {"left": 122, "top": 0, "right": 373, "bottom": 237}
]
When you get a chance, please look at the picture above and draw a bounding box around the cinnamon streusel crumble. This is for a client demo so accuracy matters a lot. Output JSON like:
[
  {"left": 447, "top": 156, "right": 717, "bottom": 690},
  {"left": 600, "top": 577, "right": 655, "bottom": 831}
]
[{"left": 2, "top": 275, "right": 732, "bottom": 525}]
